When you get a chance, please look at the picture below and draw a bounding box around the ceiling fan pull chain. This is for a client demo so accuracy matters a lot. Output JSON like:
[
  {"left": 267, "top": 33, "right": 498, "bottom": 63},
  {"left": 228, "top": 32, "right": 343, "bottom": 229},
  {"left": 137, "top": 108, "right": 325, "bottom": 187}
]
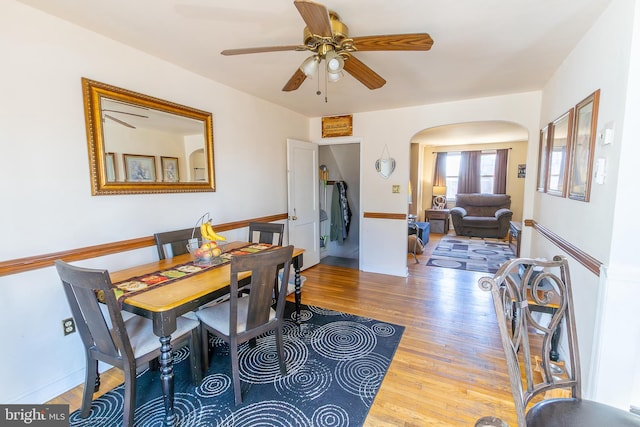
[{"left": 324, "top": 66, "right": 328, "bottom": 103}]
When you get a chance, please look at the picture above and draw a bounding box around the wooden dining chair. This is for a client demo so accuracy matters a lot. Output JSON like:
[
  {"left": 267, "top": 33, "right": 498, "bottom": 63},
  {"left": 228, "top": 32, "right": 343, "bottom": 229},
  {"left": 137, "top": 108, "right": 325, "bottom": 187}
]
[
  {"left": 477, "top": 256, "right": 640, "bottom": 427},
  {"left": 55, "top": 260, "right": 202, "bottom": 427},
  {"left": 195, "top": 245, "right": 294, "bottom": 405},
  {"left": 245, "top": 222, "right": 286, "bottom": 297},
  {"left": 248, "top": 222, "right": 284, "bottom": 246},
  {"left": 154, "top": 227, "right": 201, "bottom": 260}
]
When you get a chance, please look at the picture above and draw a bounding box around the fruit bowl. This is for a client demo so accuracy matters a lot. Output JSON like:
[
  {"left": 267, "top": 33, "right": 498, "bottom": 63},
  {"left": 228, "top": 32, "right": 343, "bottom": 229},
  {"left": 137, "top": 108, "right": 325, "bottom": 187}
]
[{"left": 187, "top": 240, "right": 227, "bottom": 264}]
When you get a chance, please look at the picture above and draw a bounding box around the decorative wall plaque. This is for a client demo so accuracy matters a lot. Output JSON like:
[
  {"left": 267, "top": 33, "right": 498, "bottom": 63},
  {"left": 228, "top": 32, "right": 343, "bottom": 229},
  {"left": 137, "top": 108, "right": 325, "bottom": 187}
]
[{"left": 322, "top": 115, "right": 353, "bottom": 138}]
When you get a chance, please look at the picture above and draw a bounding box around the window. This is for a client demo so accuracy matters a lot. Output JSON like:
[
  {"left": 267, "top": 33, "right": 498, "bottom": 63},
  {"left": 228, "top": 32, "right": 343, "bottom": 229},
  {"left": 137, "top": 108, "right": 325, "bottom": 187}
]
[
  {"left": 444, "top": 151, "right": 497, "bottom": 198},
  {"left": 480, "top": 152, "right": 496, "bottom": 193},
  {"left": 445, "top": 153, "right": 460, "bottom": 199}
]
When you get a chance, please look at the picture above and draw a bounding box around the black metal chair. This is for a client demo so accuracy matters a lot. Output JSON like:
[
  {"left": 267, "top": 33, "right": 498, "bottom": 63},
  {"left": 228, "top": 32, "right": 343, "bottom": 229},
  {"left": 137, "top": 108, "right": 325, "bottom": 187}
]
[
  {"left": 154, "top": 227, "right": 201, "bottom": 260},
  {"left": 195, "top": 245, "right": 293, "bottom": 405},
  {"left": 248, "top": 222, "right": 284, "bottom": 246},
  {"left": 55, "top": 260, "right": 201, "bottom": 427},
  {"left": 477, "top": 256, "right": 640, "bottom": 427}
]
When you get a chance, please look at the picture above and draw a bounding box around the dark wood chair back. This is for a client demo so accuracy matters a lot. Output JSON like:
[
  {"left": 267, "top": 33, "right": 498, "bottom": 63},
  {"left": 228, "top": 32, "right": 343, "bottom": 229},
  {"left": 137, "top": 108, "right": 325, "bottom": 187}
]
[
  {"left": 154, "top": 227, "right": 201, "bottom": 260},
  {"left": 230, "top": 245, "right": 293, "bottom": 334},
  {"left": 56, "top": 260, "right": 133, "bottom": 365},
  {"left": 55, "top": 260, "right": 201, "bottom": 426},
  {"left": 248, "top": 222, "right": 284, "bottom": 246},
  {"left": 196, "top": 245, "right": 294, "bottom": 405},
  {"left": 477, "top": 256, "right": 640, "bottom": 426}
]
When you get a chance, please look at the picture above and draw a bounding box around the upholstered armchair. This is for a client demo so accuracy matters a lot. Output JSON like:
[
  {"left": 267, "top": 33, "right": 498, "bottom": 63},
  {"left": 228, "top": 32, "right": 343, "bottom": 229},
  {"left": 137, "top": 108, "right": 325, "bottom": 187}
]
[{"left": 450, "top": 193, "right": 513, "bottom": 239}]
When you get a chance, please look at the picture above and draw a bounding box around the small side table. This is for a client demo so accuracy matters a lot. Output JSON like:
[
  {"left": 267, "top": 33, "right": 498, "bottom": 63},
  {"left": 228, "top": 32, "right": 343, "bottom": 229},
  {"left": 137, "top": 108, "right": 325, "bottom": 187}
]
[
  {"left": 425, "top": 208, "right": 450, "bottom": 234},
  {"left": 509, "top": 221, "right": 522, "bottom": 256}
]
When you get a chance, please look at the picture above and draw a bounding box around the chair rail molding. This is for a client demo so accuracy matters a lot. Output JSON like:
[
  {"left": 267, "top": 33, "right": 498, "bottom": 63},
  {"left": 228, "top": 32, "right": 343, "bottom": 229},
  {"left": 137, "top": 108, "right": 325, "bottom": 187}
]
[
  {"left": 0, "top": 213, "right": 287, "bottom": 277},
  {"left": 363, "top": 212, "right": 407, "bottom": 220},
  {"left": 525, "top": 219, "right": 602, "bottom": 276}
]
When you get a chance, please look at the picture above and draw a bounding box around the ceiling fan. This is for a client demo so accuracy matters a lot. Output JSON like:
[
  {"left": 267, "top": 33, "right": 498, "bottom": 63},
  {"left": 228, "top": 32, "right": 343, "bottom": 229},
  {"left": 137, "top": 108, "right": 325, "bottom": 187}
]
[
  {"left": 101, "top": 104, "right": 149, "bottom": 129},
  {"left": 221, "top": 0, "right": 434, "bottom": 92}
]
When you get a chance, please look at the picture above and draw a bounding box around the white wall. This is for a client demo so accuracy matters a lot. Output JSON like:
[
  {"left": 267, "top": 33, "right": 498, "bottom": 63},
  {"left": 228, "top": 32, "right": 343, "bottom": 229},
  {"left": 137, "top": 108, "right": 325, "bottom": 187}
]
[
  {"left": 0, "top": 1, "right": 307, "bottom": 404},
  {"left": 310, "top": 92, "right": 541, "bottom": 276},
  {"left": 535, "top": 0, "right": 639, "bottom": 409}
]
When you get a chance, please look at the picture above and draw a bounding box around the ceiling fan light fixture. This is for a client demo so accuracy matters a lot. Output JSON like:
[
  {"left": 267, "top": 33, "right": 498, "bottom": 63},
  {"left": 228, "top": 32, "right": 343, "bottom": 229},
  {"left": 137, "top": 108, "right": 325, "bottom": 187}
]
[
  {"left": 325, "top": 50, "right": 344, "bottom": 72},
  {"left": 327, "top": 70, "right": 344, "bottom": 83},
  {"left": 300, "top": 55, "right": 320, "bottom": 77}
]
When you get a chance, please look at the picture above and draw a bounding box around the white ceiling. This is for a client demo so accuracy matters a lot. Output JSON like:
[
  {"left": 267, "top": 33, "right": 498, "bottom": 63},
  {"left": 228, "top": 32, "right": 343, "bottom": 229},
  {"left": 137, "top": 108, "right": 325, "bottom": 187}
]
[{"left": 18, "top": 0, "right": 611, "bottom": 142}]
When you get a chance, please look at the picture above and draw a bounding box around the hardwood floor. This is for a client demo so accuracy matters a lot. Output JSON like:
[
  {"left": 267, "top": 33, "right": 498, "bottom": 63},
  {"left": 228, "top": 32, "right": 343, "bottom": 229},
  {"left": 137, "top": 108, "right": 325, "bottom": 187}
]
[{"left": 47, "top": 234, "right": 518, "bottom": 426}]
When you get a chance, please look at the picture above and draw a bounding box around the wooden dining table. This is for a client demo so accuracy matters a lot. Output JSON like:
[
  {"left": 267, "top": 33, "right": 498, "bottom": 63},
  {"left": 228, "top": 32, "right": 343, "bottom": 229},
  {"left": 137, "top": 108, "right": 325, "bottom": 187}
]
[{"left": 109, "top": 242, "right": 304, "bottom": 426}]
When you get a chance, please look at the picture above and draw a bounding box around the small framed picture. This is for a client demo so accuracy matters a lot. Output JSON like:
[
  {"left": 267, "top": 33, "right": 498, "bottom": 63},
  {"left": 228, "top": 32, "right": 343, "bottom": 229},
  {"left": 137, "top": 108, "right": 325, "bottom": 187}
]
[
  {"left": 547, "top": 109, "right": 574, "bottom": 197},
  {"left": 161, "top": 156, "right": 180, "bottom": 182},
  {"left": 105, "top": 152, "right": 117, "bottom": 182},
  {"left": 517, "top": 164, "right": 526, "bottom": 178},
  {"left": 123, "top": 154, "right": 156, "bottom": 182},
  {"left": 568, "top": 89, "right": 600, "bottom": 202}
]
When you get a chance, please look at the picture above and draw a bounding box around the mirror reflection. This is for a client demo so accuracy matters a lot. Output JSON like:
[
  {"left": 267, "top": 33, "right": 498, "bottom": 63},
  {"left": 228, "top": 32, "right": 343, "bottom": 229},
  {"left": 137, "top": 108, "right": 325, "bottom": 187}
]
[
  {"left": 548, "top": 110, "right": 573, "bottom": 196},
  {"left": 82, "top": 78, "right": 215, "bottom": 195}
]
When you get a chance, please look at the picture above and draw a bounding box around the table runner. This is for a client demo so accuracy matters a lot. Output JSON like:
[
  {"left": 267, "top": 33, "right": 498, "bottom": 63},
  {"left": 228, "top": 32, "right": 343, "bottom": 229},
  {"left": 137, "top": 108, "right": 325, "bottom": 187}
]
[{"left": 100, "top": 243, "right": 274, "bottom": 304}]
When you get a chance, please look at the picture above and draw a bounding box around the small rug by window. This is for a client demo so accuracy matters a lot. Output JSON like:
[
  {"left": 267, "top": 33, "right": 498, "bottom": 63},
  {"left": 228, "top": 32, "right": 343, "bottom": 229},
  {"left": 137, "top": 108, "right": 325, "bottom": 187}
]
[{"left": 426, "top": 236, "right": 515, "bottom": 273}]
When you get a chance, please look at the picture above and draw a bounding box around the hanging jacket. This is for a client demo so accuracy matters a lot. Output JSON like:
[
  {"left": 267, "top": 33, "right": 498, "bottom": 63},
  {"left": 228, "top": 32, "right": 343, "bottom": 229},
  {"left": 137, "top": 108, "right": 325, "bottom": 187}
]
[{"left": 330, "top": 181, "right": 352, "bottom": 243}]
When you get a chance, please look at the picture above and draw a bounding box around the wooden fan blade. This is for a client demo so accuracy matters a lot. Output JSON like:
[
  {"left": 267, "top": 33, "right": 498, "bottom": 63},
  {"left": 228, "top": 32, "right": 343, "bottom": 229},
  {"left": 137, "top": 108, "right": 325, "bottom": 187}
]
[
  {"left": 343, "top": 55, "right": 386, "bottom": 90},
  {"left": 102, "top": 109, "right": 148, "bottom": 118},
  {"left": 221, "top": 45, "right": 301, "bottom": 56},
  {"left": 294, "top": 0, "right": 332, "bottom": 38},
  {"left": 282, "top": 68, "right": 307, "bottom": 92},
  {"left": 352, "top": 33, "right": 434, "bottom": 51},
  {"left": 105, "top": 114, "right": 135, "bottom": 129}
]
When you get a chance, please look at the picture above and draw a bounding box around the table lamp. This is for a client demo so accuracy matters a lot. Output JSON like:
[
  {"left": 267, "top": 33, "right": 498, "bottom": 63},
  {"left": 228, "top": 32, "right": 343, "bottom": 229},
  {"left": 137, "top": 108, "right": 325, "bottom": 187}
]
[{"left": 432, "top": 186, "right": 447, "bottom": 209}]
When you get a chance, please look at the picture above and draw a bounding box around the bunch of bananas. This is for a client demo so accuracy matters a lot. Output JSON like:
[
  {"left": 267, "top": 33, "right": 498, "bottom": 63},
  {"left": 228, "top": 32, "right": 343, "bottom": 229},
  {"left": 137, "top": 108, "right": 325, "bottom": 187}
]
[{"left": 200, "top": 220, "right": 227, "bottom": 242}]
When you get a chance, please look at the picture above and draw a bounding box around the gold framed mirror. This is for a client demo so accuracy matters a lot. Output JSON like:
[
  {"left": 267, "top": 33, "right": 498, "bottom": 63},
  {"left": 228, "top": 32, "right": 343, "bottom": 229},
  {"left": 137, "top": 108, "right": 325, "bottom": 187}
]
[{"left": 82, "top": 78, "right": 215, "bottom": 195}]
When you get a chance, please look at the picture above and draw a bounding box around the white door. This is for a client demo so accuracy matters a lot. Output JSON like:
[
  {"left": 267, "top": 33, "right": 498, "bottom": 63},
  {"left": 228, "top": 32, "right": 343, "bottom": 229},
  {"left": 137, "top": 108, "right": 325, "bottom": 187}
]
[{"left": 287, "top": 138, "right": 320, "bottom": 269}]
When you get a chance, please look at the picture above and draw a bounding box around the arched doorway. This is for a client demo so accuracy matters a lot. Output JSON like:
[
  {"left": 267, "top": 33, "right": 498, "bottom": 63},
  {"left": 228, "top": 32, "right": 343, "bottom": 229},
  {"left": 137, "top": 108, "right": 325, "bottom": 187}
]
[{"left": 410, "top": 120, "right": 529, "bottom": 227}]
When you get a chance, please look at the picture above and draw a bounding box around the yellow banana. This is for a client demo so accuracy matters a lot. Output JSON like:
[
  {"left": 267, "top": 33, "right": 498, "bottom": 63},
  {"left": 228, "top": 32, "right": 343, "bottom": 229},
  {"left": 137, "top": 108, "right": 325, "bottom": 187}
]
[
  {"left": 211, "top": 231, "right": 227, "bottom": 241},
  {"left": 204, "top": 222, "right": 214, "bottom": 239},
  {"left": 200, "top": 223, "right": 213, "bottom": 241},
  {"left": 199, "top": 220, "right": 226, "bottom": 241},
  {"left": 205, "top": 222, "right": 226, "bottom": 241}
]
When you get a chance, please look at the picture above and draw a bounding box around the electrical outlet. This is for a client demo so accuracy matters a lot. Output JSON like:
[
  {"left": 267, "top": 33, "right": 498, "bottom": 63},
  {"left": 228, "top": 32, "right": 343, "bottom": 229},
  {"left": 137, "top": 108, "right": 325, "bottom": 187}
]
[{"left": 62, "top": 317, "right": 76, "bottom": 336}]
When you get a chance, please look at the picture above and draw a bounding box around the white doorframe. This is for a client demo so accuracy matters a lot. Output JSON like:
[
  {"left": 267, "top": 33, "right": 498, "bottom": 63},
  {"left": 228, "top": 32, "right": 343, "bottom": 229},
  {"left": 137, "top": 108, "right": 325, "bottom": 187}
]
[{"left": 315, "top": 136, "right": 363, "bottom": 267}]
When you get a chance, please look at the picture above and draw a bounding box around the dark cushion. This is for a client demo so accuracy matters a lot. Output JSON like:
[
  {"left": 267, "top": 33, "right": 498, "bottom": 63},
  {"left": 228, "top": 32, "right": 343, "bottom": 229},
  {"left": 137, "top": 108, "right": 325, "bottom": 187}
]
[
  {"left": 459, "top": 216, "right": 500, "bottom": 229},
  {"left": 527, "top": 398, "right": 640, "bottom": 427}
]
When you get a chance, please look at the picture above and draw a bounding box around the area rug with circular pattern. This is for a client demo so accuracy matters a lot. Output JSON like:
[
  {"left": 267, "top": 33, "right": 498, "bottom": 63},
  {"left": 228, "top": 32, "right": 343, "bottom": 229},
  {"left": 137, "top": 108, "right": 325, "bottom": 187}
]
[
  {"left": 69, "top": 302, "right": 404, "bottom": 427},
  {"left": 426, "top": 235, "right": 515, "bottom": 273}
]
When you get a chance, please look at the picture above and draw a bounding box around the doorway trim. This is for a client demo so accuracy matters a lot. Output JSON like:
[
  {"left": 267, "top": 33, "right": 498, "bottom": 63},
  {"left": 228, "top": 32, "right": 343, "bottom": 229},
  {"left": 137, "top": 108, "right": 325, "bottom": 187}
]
[{"left": 314, "top": 136, "right": 363, "bottom": 269}]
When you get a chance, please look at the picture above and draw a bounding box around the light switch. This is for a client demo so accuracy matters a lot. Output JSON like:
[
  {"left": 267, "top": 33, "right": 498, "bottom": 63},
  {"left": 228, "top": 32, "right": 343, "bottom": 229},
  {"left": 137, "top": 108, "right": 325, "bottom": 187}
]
[
  {"left": 598, "top": 121, "right": 615, "bottom": 145},
  {"left": 603, "top": 128, "right": 614, "bottom": 145}
]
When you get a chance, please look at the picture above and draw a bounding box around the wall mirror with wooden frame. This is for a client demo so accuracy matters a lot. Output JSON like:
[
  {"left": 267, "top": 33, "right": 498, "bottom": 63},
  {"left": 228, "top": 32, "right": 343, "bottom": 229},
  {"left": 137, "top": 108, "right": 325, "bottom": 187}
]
[
  {"left": 568, "top": 89, "right": 600, "bottom": 202},
  {"left": 546, "top": 109, "right": 574, "bottom": 197},
  {"left": 82, "top": 78, "right": 215, "bottom": 195},
  {"left": 536, "top": 124, "right": 550, "bottom": 192}
]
